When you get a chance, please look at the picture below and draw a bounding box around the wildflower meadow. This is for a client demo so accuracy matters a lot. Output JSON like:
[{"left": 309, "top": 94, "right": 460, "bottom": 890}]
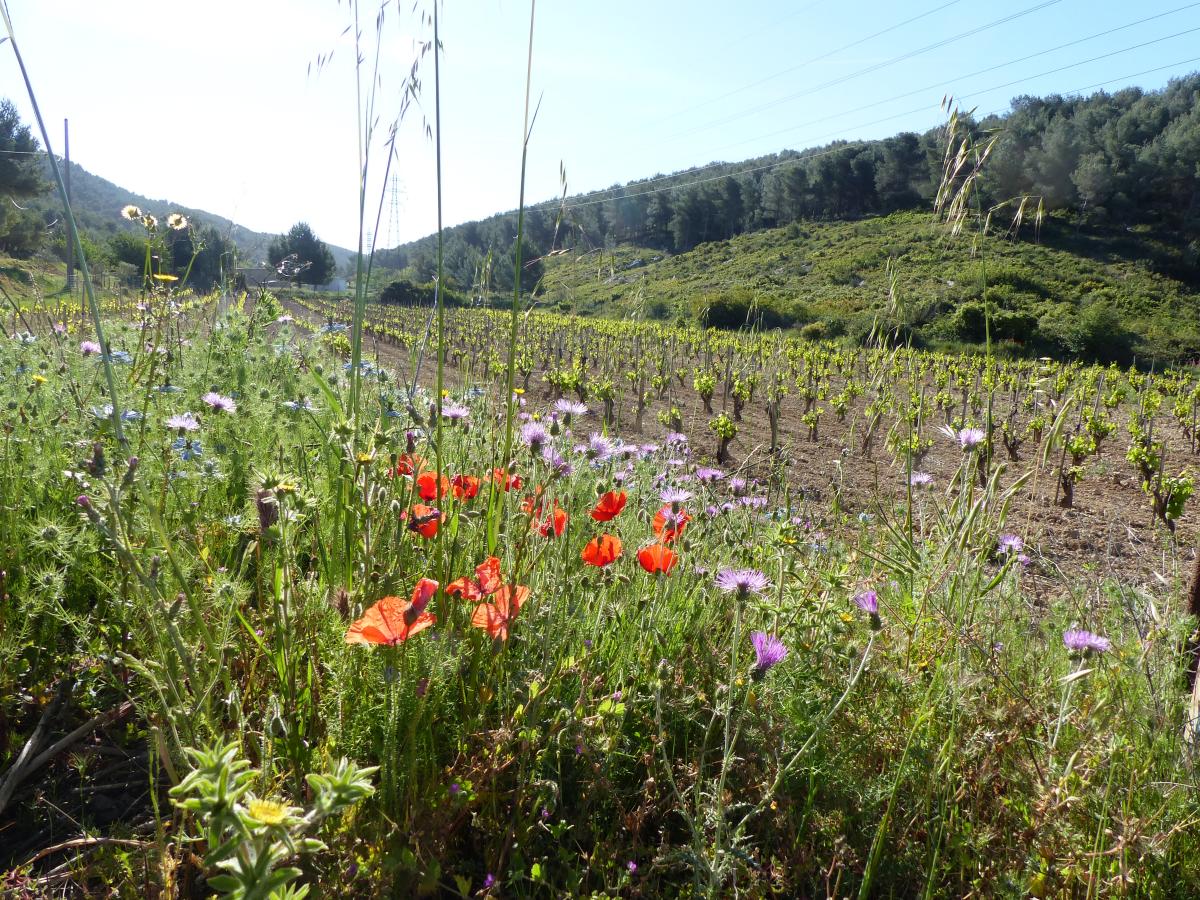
[{"left": 2, "top": 3, "right": 1200, "bottom": 898}]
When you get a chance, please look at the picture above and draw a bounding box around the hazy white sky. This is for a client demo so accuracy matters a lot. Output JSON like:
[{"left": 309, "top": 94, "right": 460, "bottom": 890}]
[{"left": 4, "top": 1, "right": 1200, "bottom": 251}]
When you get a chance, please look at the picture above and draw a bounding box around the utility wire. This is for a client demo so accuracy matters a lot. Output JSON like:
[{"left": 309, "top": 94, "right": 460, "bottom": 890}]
[
  {"left": 546, "top": 8, "right": 1200, "bottom": 209},
  {"left": 554, "top": 54, "right": 1200, "bottom": 213},
  {"left": 723, "top": 0, "right": 830, "bottom": 51},
  {"left": 664, "top": 0, "right": 1067, "bottom": 142},
  {"left": 717, "top": 18, "right": 1200, "bottom": 152},
  {"left": 654, "top": 0, "right": 966, "bottom": 125}
]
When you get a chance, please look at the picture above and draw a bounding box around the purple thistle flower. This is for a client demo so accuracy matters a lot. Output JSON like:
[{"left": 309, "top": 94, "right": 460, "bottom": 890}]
[
  {"left": 729, "top": 476, "right": 748, "bottom": 496},
  {"left": 1063, "top": 628, "right": 1111, "bottom": 654},
  {"left": 521, "top": 421, "right": 549, "bottom": 449},
  {"left": 440, "top": 401, "right": 470, "bottom": 422},
  {"left": 542, "top": 444, "right": 573, "bottom": 476},
  {"left": 855, "top": 590, "right": 883, "bottom": 629},
  {"left": 639, "top": 443, "right": 661, "bottom": 457},
  {"left": 716, "top": 568, "right": 771, "bottom": 597},
  {"left": 909, "top": 471, "right": 934, "bottom": 487},
  {"left": 201, "top": 391, "right": 237, "bottom": 413},
  {"left": 665, "top": 431, "right": 688, "bottom": 446},
  {"left": 998, "top": 534, "right": 1024, "bottom": 555},
  {"left": 696, "top": 466, "right": 725, "bottom": 483},
  {"left": 166, "top": 412, "right": 200, "bottom": 432},
  {"left": 482, "top": 873, "right": 496, "bottom": 890},
  {"left": 854, "top": 590, "right": 878, "bottom": 614},
  {"left": 626, "top": 861, "right": 638, "bottom": 874},
  {"left": 750, "top": 631, "right": 788, "bottom": 677},
  {"left": 956, "top": 427, "right": 986, "bottom": 451},
  {"left": 80, "top": 340, "right": 102, "bottom": 356},
  {"left": 580, "top": 432, "right": 614, "bottom": 462},
  {"left": 555, "top": 398, "right": 588, "bottom": 418},
  {"left": 660, "top": 486, "right": 694, "bottom": 505},
  {"left": 740, "top": 496, "right": 768, "bottom": 509}
]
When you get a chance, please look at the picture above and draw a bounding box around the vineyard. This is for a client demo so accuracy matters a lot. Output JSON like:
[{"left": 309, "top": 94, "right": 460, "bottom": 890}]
[{"left": 287, "top": 293, "right": 1200, "bottom": 584}]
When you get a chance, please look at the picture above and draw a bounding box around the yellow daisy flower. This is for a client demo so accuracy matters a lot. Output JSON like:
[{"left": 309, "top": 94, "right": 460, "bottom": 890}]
[{"left": 246, "top": 798, "right": 291, "bottom": 826}]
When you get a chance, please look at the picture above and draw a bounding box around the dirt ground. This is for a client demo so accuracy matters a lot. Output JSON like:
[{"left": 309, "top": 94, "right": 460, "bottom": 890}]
[{"left": 283, "top": 299, "right": 1200, "bottom": 602}]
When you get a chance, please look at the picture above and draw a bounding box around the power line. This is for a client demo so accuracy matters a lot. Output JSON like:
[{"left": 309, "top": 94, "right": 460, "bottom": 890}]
[
  {"left": 544, "top": 8, "right": 1200, "bottom": 210},
  {"left": 554, "top": 54, "right": 1200, "bottom": 213},
  {"left": 654, "top": 0, "right": 967, "bottom": 126},
  {"left": 722, "top": 0, "right": 830, "bottom": 51},
  {"left": 664, "top": 0, "right": 1067, "bottom": 142},
  {"left": 717, "top": 16, "right": 1200, "bottom": 153}
]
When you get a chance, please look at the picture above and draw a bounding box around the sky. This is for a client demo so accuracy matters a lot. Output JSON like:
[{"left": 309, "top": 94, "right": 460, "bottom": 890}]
[{"left": 4, "top": 0, "right": 1200, "bottom": 254}]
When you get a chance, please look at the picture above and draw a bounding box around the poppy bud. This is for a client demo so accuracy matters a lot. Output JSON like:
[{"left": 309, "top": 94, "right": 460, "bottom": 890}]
[
  {"left": 256, "top": 488, "right": 279, "bottom": 532},
  {"left": 90, "top": 442, "right": 106, "bottom": 477},
  {"left": 120, "top": 456, "right": 139, "bottom": 490}
]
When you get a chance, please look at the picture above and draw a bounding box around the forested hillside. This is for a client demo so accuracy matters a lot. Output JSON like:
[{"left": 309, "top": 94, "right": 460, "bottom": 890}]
[
  {"left": 381, "top": 76, "right": 1200, "bottom": 274},
  {"left": 538, "top": 211, "right": 1198, "bottom": 364},
  {"left": 373, "top": 75, "right": 1200, "bottom": 363}
]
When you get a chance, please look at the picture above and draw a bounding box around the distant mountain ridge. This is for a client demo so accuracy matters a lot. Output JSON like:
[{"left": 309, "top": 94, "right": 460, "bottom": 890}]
[{"left": 27, "top": 156, "right": 356, "bottom": 269}]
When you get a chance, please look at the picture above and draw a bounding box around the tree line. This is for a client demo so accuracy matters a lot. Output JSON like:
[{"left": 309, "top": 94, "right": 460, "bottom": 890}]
[{"left": 377, "top": 74, "right": 1200, "bottom": 292}]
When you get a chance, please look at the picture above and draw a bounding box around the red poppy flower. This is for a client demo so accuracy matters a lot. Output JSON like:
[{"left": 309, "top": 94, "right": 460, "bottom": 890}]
[
  {"left": 535, "top": 502, "right": 568, "bottom": 538},
  {"left": 581, "top": 533, "right": 623, "bottom": 567},
  {"left": 590, "top": 490, "right": 627, "bottom": 522},
  {"left": 417, "top": 470, "right": 450, "bottom": 501},
  {"left": 446, "top": 556, "right": 504, "bottom": 601},
  {"left": 345, "top": 578, "right": 439, "bottom": 645},
  {"left": 452, "top": 474, "right": 481, "bottom": 501},
  {"left": 638, "top": 543, "right": 677, "bottom": 574},
  {"left": 519, "top": 488, "right": 566, "bottom": 538},
  {"left": 471, "top": 584, "right": 530, "bottom": 641},
  {"left": 489, "top": 467, "right": 523, "bottom": 491},
  {"left": 652, "top": 506, "right": 691, "bottom": 543},
  {"left": 392, "top": 453, "right": 424, "bottom": 477},
  {"left": 407, "top": 503, "right": 442, "bottom": 539}
]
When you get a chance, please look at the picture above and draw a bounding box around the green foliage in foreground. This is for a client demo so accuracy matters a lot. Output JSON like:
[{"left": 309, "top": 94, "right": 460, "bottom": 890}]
[
  {"left": 538, "top": 210, "right": 1200, "bottom": 366},
  {"left": 2, "top": 297, "right": 1199, "bottom": 896}
]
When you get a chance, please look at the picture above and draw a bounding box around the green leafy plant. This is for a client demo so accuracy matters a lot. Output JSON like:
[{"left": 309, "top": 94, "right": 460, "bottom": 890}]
[{"left": 170, "top": 742, "right": 376, "bottom": 899}]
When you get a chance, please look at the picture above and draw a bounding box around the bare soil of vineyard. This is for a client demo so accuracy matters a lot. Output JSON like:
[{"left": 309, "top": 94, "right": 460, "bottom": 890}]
[{"left": 284, "top": 298, "right": 1199, "bottom": 596}]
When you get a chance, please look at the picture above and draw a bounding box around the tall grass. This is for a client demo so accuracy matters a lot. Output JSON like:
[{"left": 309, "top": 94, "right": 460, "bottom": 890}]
[{"left": 2, "top": 3, "right": 1200, "bottom": 897}]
